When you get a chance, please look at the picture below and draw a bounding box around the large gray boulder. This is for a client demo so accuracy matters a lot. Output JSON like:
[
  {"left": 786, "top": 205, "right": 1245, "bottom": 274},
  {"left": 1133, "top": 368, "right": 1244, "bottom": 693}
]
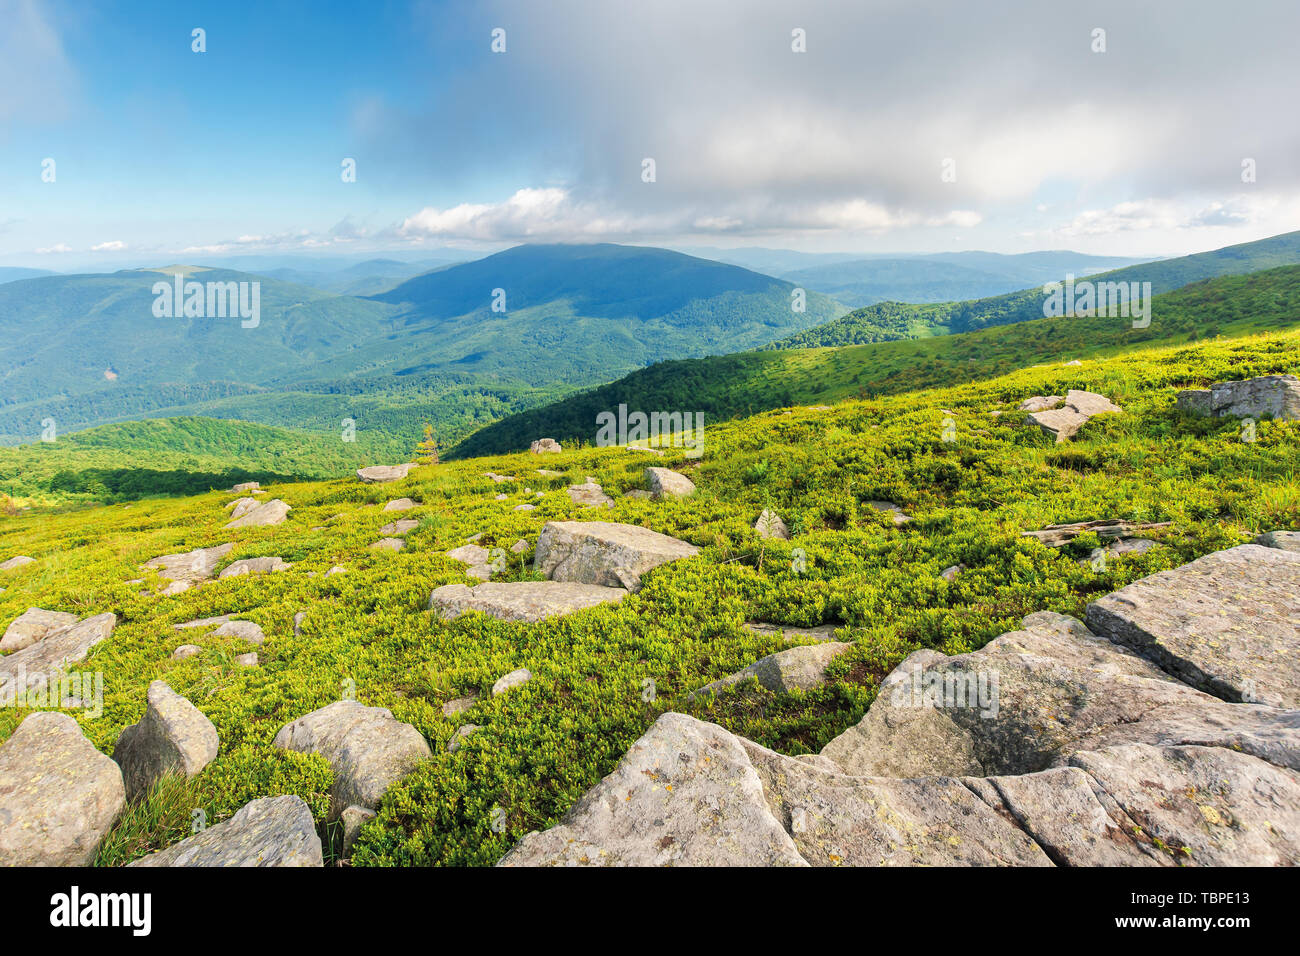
[
  {"left": 0, "top": 613, "right": 116, "bottom": 695},
  {"left": 224, "top": 498, "right": 290, "bottom": 529},
  {"left": 113, "top": 681, "right": 220, "bottom": 801},
  {"left": 645, "top": 467, "right": 695, "bottom": 499},
  {"left": 534, "top": 521, "right": 699, "bottom": 592},
  {"left": 0, "top": 712, "right": 126, "bottom": 866},
  {"left": 691, "top": 643, "right": 853, "bottom": 697},
  {"left": 1026, "top": 389, "right": 1122, "bottom": 442},
  {"left": 272, "top": 700, "right": 431, "bottom": 819},
  {"left": 357, "top": 464, "right": 414, "bottom": 483},
  {"left": 0, "top": 608, "right": 79, "bottom": 653},
  {"left": 144, "top": 543, "right": 234, "bottom": 589},
  {"left": 428, "top": 581, "right": 626, "bottom": 623},
  {"left": 1176, "top": 374, "right": 1300, "bottom": 421},
  {"left": 225, "top": 496, "right": 259, "bottom": 520},
  {"left": 498, "top": 713, "right": 1050, "bottom": 867},
  {"left": 530, "top": 438, "right": 562, "bottom": 453},
  {"left": 129, "top": 795, "right": 322, "bottom": 867},
  {"left": 1085, "top": 544, "right": 1300, "bottom": 707}
]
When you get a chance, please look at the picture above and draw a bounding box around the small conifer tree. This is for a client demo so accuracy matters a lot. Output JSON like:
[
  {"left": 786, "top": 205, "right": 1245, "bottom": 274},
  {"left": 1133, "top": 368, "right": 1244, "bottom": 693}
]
[{"left": 415, "top": 423, "right": 440, "bottom": 465}]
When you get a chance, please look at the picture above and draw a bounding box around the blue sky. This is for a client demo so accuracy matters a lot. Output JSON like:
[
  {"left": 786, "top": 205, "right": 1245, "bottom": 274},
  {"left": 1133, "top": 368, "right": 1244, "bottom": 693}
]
[{"left": 3, "top": 0, "right": 1298, "bottom": 268}]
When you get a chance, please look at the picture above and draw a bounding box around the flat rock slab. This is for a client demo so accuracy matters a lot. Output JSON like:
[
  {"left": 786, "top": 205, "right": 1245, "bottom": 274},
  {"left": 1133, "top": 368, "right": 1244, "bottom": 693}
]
[
  {"left": 114, "top": 680, "right": 219, "bottom": 801},
  {"left": 429, "top": 581, "right": 626, "bottom": 623},
  {"left": 1085, "top": 544, "right": 1300, "bottom": 707},
  {"left": 0, "top": 613, "right": 116, "bottom": 694},
  {"left": 173, "top": 614, "right": 233, "bottom": 630},
  {"left": 1027, "top": 389, "right": 1121, "bottom": 442},
  {"left": 224, "top": 498, "right": 290, "bottom": 529},
  {"left": 567, "top": 480, "right": 614, "bottom": 508},
  {"left": 273, "top": 700, "right": 432, "bottom": 819},
  {"left": 129, "top": 795, "right": 322, "bottom": 867},
  {"left": 370, "top": 537, "right": 405, "bottom": 552},
  {"left": 0, "top": 712, "right": 126, "bottom": 866},
  {"left": 693, "top": 642, "right": 853, "bottom": 697},
  {"left": 218, "top": 556, "right": 291, "bottom": 578},
  {"left": 380, "top": 519, "right": 419, "bottom": 536},
  {"left": 645, "top": 467, "right": 695, "bottom": 498},
  {"left": 1176, "top": 374, "right": 1300, "bottom": 421},
  {"left": 0, "top": 556, "right": 35, "bottom": 571},
  {"left": 212, "top": 620, "right": 265, "bottom": 644},
  {"left": 1, "top": 608, "right": 79, "bottom": 653},
  {"left": 382, "top": 498, "right": 417, "bottom": 512},
  {"left": 534, "top": 521, "right": 699, "bottom": 591},
  {"left": 744, "top": 621, "right": 842, "bottom": 643},
  {"left": 145, "top": 543, "right": 234, "bottom": 586},
  {"left": 357, "top": 464, "right": 414, "bottom": 483}
]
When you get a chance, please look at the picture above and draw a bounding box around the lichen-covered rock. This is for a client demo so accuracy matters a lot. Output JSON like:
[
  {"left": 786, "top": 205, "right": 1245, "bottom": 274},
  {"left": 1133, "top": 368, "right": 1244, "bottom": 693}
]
[
  {"left": 1085, "top": 544, "right": 1300, "bottom": 707},
  {"left": 218, "top": 556, "right": 291, "bottom": 578},
  {"left": 129, "top": 795, "right": 322, "bottom": 867},
  {"left": 113, "top": 681, "right": 219, "bottom": 801},
  {"left": 369, "top": 537, "right": 405, "bottom": 552},
  {"left": 0, "top": 712, "right": 126, "bottom": 866},
  {"left": 0, "top": 613, "right": 116, "bottom": 694},
  {"left": 224, "top": 498, "right": 290, "bottom": 529},
  {"left": 567, "top": 479, "right": 614, "bottom": 508},
  {"left": 144, "top": 543, "right": 234, "bottom": 588},
  {"left": 1255, "top": 530, "right": 1300, "bottom": 553},
  {"left": 382, "top": 497, "right": 417, "bottom": 512},
  {"left": 530, "top": 438, "right": 562, "bottom": 453},
  {"left": 754, "top": 510, "right": 789, "bottom": 540},
  {"left": 212, "top": 620, "right": 265, "bottom": 644},
  {"left": 428, "top": 581, "right": 626, "bottom": 622},
  {"left": 225, "top": 497, "right": 258, "bottom": 519},
  {"left": 691, "top": 643, "right": 853, "bottom": 697},
  {"left": 379, "top": 519, "right": 419, "bottom": 536},
  {"left": 1027, "top": 389, "right": 1122, "bottom": 442},
  {"left": 357, "top": 464, "right": 414, "bottom": 483},
  {"left": 534, "top": 521, "right": 699, "bottom": 592},
  {"left": 645, "top": 467, "right": 695, "bottom": 499},
  {"left": 1176, "top": 374, "right": 1300, "bottom": 421},
  {"left": 1, "top": 608, "right": 79, "bottom": 653},
  {"left": 272, "top": 700, "right": 432, "bottom": 819}
]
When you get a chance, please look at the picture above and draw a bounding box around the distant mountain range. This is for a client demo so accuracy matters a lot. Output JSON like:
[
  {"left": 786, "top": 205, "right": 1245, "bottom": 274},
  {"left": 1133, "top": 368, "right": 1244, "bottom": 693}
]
[
  {"left": 0, "top": 267, "right": 56, "bottom": 285},
  {"left": 0, "top": 244, "right": 842, "bottom": 447}
]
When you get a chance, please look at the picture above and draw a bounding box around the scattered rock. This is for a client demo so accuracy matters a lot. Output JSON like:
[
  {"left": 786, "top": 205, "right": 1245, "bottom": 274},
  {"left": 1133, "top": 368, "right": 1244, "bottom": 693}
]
[
  {"left": 113, "top": 680, "right": 220, "bottom": 801},
  {"left": 534, "top": 521, "right": 700, "bottom": 592},
  {"left": 219, "top": 556, "right": 291, "bottom": 578},
  {"left": 380, "top": 519, "right": 419, "bottom": 536},
  {"left": 327, "top": 565, "right": 347, "bottom": 576},
  {"left": 530, "top": 438, "right": 562, "bottom": 453},
  {"left": 940, "top": 564, "right": 965, "bottom": 582},
  {"left": 357, "top": 464, "right": 414, "bottom": 483},
  {"left": 225, "top": 498, "right": 291, "bottom": 529},
  {"left": 0, "top": 556, "right": 35, "bottom": 572},
  {"left": 448, "top": 724, "right": 482, "bottom": 752},
  {"left": 1026, "top": 390, "right": 1122, "bottom": 442},
  {"left": 0, "top": 613, "right": 116, "bottom": 694},
  {"left": 1, "top": 608, "right": 79, "bottom": 653},
  {"left": 293, "top": 611, "right": 306, "bottom": 637},
  {"left": 513, "top": 503, "right": 536, "bottom": 512},
  {"left": 0, "top": 712, "right": 126, "bottom": 866},
  {"left": 442, "top": 695, "right": 478, "bottom": 716},
  {"left": 230, "top": 481, "right": 260, "bottom": 493},
  {"left": 172, "top": 644, "right": 201, "bottom": 660},
  {"left": 536, "top": 469, "right": 563, "bottom": 477},
  {"left": 1176, "top": 374, "right": 1300, "bottom": 421},
  {"left": 273, "top": 700, "right": 432, "bottom": 819},
  {"left": 225, "top": 497, "right": 259, "bottom": 519},
  {"left": 129, "top": 795, "right": 322, "bottom": 867},
  {"left": 567, "top": 479, "right": 614, "bottom": 508},
  {"left": 645, "top": 467, "right": 695, "bottom": 499},
  {"left": 755, "top": 510, "right": 789, "bottom": 540},
  {"left": 484, "top": 472, "right": 516, "bottom": 483},
  {"left": 213, "top": 620, "right": 265, "bottom": 645},
  {"left": 691, "top": 643, "right": 853, "bottom": 698},
  {"left": 370, "top": 538, "right": 405, "bottom": 552},
  {"left": 867, "top": 501, "right": 911, "bottom": 526},
  {"left": 1022, "top": 518, "right": 1171, "bottom": 548},
  {"left": 429, "top": 581, "right": 626, "bottom": 623},
  {"left": 382, "top": 498, "right": 417, "bottom": 512},
  {"left": 624, "top": 489, "right": 652, "bottom": 500},
  {"left": 493, "top": 668, "right": 532, "bottom": 696},
  {"left": 510, "top": 538, "right": 529, "bottom": 554},
  {"left": 1085, "top": 544, "right": 1300, "bottom": 707},
  {"left": 1255, "top": 530, "right": 1300, "bottom": 553},
  {"left": 145, "top": 543, "right": 234, "bottom": 589},
  {"left": 494, "top": 493, "right": 508, "bottom": 501},
  {"left": 743, "top": 622, "right": 842, "bottom": 643},
  {"left": 1018, "top": 395, "right": 1063, "bottom": 412},
  {"left": 173, "top": 614, "right": 233, "bottom": 630},
  {"left": 340, "top": 804, "right": 376, "bottom": 857},
  {"left": 234, "top": 653, "right": 259, "bottom": 668}
]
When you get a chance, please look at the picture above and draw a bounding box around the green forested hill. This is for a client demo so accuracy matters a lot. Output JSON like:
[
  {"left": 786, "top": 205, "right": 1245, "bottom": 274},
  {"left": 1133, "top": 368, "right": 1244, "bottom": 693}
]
[
  {"left": 773, "top": 229, "right": 1300, "bottom": 349},
  {"left": 0, "top": 417, "right": 406, "bottom": 507},
  {"left": 452, "top": 264, "right": 1300, "bottom": 457}
]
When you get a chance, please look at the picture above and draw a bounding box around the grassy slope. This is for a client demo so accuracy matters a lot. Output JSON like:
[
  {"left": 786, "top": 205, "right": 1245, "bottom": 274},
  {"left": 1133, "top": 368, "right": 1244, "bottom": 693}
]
[
  {"left": 451, "top": 264, "right": 1300, "bottom": 457},
  {"left": 0, "top": 417, "right": 406, "bottom": 508},
  {"left": 1, "top": 324, "right": 1296, "bottom": 865}
]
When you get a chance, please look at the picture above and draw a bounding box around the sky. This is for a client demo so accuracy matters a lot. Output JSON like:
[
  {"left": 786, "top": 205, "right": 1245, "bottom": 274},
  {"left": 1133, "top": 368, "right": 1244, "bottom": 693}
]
[{"left": 2, "top": 0, "right": 1299, "bottom": 269}]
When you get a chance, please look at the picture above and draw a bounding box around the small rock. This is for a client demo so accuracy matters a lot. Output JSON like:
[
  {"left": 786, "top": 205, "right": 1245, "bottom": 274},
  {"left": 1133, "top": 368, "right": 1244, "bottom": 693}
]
[
  {"left": 442, "top": 695, "right": 478, "bottom": 716},
  {"left": 0, "top": 556, "right": 35, "bottom": 572},
  {"left": 234, "top": 652, "right": 259, "bottom": 667},
  {"left": 172, "top": 644, "right": 202, "bottom": 660},
  {"left": 380, "top": 519, "right": 419, "bottom": 536},
  {"left": 509, "top": 539, "right": 529, "bottom": 554},
  {"left": 940, "top": 564, "right": 965, "bottom": 582},
  {"left": 370, "top": 538, "right": 405, "bottom": 552},
  {"left": 293, "top": 611, "right": 306, "bottom": 637},
  {"left": 213, "top": 620, "right": 265, "bottom": 645},
  {"left": 173, "top": 614, "right": 233, "bottom": 630},
  {"left": 492, "top": 668, "right": 532, "bottom": 696},
  {"left": 755, "top": 510, "right": 789, "bottom": 540},
  {"left": 645, "top": 467, "right": 696, "bottom": 499},
  {"left": 691, "top": 643, "right": 853, "bottom": 697},
  {"left": 567, "top": 480, "right": 614, "bottom": 509},
  {"left": 530, "top": 438, "right": 562, "bottom": 453},
  {"left": 219, "top": 556, "right": 291, "bottom": 578},
  {"left": 327, "top": 565, "right": 347, "bottom": 575},
  {"left": 230, "top": 481, "right": 261, "bottom": 493},
  {"left": 113, "top": 681, "right": 220, "bottom": 801},
  {"left": 867, "top": 501, "right": 911, "bottom": 526},
  {"left": 145, "top": 543, "right": 234, "bottom": 588},
  {"left": 382, "top": 498, "right": 417, "bottom": 512},
  {"left": 340, "top": 804, "right": 376, "bottom": 857},
  {"left": 357, "top": 464, "right": 414, "bottom": 484},
  {"left": 513, "top": 503, "right": 536, "bottom": 512},
  {"left": 224, "top": 498, "right": 291, "bottom": 529},
  {"left": 448, "top": 724, "right": 482, "bottom": 752}
]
